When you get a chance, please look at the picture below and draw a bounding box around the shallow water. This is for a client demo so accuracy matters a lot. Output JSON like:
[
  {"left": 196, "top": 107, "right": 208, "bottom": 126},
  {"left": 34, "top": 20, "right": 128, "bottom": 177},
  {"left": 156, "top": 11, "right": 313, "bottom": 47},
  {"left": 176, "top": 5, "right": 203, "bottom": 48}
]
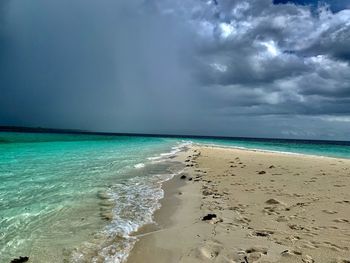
[
  {"left": 192, "top": 137, "right": 350, "bottom": 159},
  {"left": 1, "top": 132, "right": 349, "bottom": 262},
  {"left": 0, "top": 132, "right": 185, "bottom": 262}
]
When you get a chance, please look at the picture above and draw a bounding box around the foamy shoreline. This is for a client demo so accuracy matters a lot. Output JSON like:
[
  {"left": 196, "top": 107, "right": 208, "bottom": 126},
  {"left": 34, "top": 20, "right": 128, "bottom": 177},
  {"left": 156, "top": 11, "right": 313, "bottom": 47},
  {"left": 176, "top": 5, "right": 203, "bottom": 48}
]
[{"left": 127, "top": 144, "right": 350, "bottom": 263}]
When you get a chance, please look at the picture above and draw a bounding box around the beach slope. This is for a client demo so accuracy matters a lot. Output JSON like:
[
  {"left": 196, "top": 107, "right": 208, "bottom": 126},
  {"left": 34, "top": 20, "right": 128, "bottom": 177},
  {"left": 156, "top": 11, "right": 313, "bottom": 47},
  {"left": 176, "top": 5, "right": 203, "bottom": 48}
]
[{"left": 128, "top": 145, "right": 350, "bottom": 263}]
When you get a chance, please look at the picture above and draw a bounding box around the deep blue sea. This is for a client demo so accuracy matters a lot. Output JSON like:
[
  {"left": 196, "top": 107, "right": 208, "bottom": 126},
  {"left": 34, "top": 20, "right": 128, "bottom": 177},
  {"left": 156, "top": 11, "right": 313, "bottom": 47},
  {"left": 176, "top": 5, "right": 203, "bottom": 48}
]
[{"left": 1, "top": 132, "right": 349, "bottom": 262}]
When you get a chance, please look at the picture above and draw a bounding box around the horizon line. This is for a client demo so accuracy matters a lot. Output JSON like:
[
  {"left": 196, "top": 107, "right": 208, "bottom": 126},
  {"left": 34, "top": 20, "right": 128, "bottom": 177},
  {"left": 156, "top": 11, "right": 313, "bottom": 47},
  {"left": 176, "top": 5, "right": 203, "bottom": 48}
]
[{"left": 1, "top": 125, "right": 349, "bottom": 144}]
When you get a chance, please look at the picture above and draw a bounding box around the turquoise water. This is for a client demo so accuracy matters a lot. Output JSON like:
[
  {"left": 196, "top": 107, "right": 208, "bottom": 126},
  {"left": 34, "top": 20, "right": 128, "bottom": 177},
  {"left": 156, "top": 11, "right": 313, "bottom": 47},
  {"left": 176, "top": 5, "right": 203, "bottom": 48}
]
[
  {"left": 0, "top": 132, "right": 186, "bottom": 263},
  {"left": 191, "top": 137, "right": 350, "bottom": 159},
  {"left": 1, "top": 132, "right": 350, "bottom": 263}
]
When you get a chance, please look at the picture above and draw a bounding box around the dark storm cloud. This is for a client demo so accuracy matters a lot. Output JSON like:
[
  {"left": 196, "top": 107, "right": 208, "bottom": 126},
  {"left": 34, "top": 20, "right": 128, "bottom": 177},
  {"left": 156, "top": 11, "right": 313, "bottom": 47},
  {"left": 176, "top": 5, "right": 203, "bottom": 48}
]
[
  {"left": 301, "top": 19, "right": 350, "bottom": 62},
  {"left": 0, "top": 0, "right": 199, "bottom": 132},
  {"left": 0, "top": 0, "right": 350, "bottom": 140},
  {"left": 185, "top": 1, "right": 350, "bottom": 112},
  {"left": 273, "top": 0, "right": 350, "bottom": 12}
]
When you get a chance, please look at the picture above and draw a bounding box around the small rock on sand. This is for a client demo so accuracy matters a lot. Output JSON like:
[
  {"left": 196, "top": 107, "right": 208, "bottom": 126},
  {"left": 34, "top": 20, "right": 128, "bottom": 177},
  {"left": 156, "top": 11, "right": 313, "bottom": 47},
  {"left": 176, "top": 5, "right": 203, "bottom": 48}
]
[
  {"left": 11, "top": 257, "right": 29, "bottom": 263},
  {"left": 202, "top": 214, "right": 217, "bottom": 221}
]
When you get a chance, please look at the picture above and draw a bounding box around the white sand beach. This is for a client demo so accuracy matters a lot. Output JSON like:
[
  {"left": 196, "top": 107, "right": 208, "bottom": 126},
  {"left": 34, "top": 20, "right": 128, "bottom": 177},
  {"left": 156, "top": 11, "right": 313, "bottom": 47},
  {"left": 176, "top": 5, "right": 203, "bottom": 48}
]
[{"left": 128, "top": 145, "right": 350, "bottom": 263}]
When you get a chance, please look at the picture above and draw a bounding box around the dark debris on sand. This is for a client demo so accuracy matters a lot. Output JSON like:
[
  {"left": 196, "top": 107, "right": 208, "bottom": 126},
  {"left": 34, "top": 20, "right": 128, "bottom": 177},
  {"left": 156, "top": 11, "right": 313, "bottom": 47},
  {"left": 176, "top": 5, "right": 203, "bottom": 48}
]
[
  {"left": 202, "top": 214, "right": 217, "bottom": 221},
  {"left": 11, "top": 256, "right": 29, "bottom": 263}
]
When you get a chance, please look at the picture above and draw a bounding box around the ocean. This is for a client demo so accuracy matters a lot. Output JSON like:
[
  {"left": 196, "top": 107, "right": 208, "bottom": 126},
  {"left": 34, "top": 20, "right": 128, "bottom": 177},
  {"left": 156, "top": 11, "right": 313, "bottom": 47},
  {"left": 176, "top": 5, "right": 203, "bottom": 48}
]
[{"left": 1, "top": 132, "right": 349, "bottom": 262}]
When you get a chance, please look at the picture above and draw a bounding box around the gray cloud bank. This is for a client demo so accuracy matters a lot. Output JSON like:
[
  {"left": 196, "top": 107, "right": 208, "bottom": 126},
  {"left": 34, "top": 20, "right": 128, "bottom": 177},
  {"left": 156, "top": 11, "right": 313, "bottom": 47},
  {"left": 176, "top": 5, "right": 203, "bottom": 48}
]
[{"left": 0, "top": 0, "right": 350, "bottom": 140}]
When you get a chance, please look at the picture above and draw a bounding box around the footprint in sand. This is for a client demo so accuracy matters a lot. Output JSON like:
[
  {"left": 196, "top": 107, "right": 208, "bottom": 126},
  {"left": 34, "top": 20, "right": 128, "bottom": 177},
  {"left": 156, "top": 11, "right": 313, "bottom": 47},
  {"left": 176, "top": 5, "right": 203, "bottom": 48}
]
[
  {"left": 300, "top": 240, "right": 318, "bottom": 249},
  {"left": 334, "top": 184, "right": 346, "bottom": 187},
  {"left": 331, "top": 257, "right": 350, "bottom": 263},
  {"left": 232, "top": 247, "right": 269, "bottom": 263},
  {"left": 252, "top": 230, "right": 274, "bottom": 237},
  {"left": 262, "top": 199, "right": 287, "bottom": 215},
  {"left": 322, "top": 209, "right": 338, "bottom": 214},
  {"left": 263, "top": 206, "right": 280, "bottom": 216},
  {"left": 265, "top": 198, "right": 285, "bottom": 205},
  {"left": 302, "top": 255, "right": 315, "bottom": 263},
  {"left": 193, "top": 240, "right": 239, "bottom": 262},
  {"left": 245, "top": 246, "right": 269, "bottom": 262},
  {"left": 276, "top": 215, "right": 290, "bottom": 222},
  {"left": 323, "top": 241, "right": 349, "bottom": 252},
  {"left": 333, "top": 218, "right": 349, "bottom": 223},
  {"left": 336, "top": 200, "right": 350, "bottom": 204},
  {"left": 281, "top": 249, "right": 302, "bottom": 257},
  {"left": 285, "top": 235, "right": 301, "bottom": 243},
  {"left": 196, "top": 244, "right": 221, "bottom": 260},
  {"left": 235, "top": 216, "right": 251, "bottom": 225},
  {"left": 245, "top": 246, "right": 268, "bottom": 255},
  {"left": 288, "top": 223, "right": 307, "bottom": 231}
]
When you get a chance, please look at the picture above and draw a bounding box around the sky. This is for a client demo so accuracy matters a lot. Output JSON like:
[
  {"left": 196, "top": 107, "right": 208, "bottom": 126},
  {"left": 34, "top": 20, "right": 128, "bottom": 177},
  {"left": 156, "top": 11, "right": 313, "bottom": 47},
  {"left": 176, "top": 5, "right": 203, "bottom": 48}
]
[
  {"left": 273, "top": 0, "right": 350, "bottom": 12},
  {"left": 0, "top": 0, "right": 350, "bottom": 140}
]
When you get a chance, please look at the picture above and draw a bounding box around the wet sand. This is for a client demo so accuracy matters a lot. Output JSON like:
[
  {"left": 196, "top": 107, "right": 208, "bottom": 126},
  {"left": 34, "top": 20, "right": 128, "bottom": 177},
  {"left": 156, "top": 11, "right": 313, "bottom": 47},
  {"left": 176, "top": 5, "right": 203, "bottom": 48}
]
[{"left": 127, "top": 145, "right": 350, "bottom": 263}]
